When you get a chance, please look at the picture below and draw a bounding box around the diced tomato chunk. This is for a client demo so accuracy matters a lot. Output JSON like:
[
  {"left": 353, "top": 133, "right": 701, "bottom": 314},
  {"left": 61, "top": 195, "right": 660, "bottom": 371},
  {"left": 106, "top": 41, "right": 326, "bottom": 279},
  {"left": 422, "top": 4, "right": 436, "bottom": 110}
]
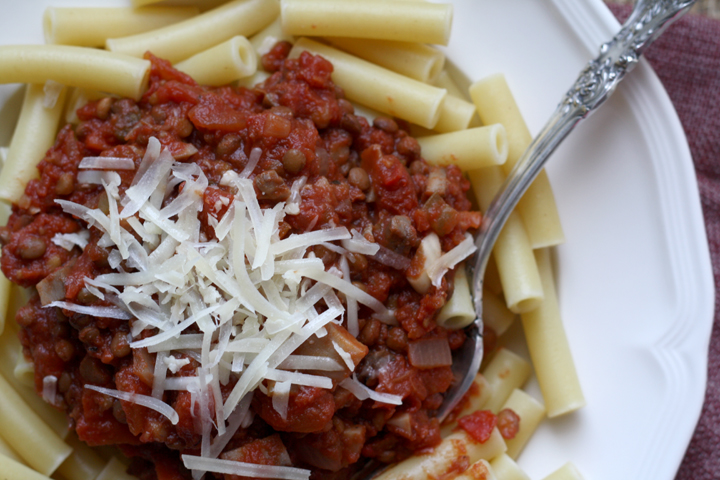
[
  {"left": 457, "top": 410, "right": 497, "bottom": 443},
  {"left": 497, "top": 408, "right": 521, "bottom": 440}
]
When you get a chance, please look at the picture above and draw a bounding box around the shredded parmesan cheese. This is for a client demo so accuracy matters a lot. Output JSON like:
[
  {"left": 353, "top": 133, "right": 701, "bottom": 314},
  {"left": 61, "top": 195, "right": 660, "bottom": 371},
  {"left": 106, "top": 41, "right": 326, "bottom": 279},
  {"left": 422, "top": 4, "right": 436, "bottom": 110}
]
[
  {"left": 42, "top": 375, "right": 59, "bottom": 405},
  {"left": 48, "top": 135, "right": 437, "bottom": 478},
  {"left": 45, "top": 301, "right": 131, "bottom": 320},
  {"left": 52, "top": 230, "right": 90, "bottom": 251},
  {"left": 427, "top": 233, "right": 477, "bottom": 287},
  {"left": 85, "top": 385, "right": 180, "bottom": 424},
  {"left": 182, "top": 455, "right": 310, "bottom": 480},
  {"left": 332, "top": 340, "right": 355, "bottom": 371},
  {"left": 339, "top": 376, "right": 403, "bottom": 406},
  {"left": 79, "top": 156, "right": 136, "bottom": 170}
]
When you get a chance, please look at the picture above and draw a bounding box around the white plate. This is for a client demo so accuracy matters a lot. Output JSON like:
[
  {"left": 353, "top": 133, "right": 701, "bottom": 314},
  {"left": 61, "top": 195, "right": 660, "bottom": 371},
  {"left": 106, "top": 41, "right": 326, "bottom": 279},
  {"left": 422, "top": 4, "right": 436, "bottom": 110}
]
[{"left": 0, "top": 1, "right": 714, "bottom": 480}]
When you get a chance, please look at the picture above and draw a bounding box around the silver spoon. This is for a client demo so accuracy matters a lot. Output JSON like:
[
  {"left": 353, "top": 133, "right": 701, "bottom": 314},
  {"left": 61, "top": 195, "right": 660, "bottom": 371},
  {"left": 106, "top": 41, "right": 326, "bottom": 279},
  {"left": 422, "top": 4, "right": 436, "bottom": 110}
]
[
  {"left": 356, "top": 2, "right": 696, "bottom": 478},
  {"left": 435, "top": 0, "right": 697, "bottom": 423}
]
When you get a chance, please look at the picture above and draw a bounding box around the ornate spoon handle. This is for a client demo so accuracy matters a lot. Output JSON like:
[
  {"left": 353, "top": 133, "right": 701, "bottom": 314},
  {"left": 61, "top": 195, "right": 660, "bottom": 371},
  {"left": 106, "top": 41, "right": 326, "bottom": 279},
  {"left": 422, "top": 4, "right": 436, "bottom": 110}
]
[
  {"left": 436, "top": 0, "right": 696, "bottom": 424},
  {"left": 471, "top": 0, "right": 697, "bottom": 306}
]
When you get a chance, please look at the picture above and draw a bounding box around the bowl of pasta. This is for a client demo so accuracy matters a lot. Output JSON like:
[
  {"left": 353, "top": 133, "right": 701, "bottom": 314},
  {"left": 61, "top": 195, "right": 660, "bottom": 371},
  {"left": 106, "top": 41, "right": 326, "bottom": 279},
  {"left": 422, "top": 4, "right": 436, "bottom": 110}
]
[{"left": 0, "top": 1, "right": 712, "bottom": 480}]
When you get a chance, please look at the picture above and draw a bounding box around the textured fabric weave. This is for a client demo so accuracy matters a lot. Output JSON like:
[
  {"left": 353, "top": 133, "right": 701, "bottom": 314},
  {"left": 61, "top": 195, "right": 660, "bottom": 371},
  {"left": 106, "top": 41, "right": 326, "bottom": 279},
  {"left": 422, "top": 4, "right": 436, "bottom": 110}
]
[{"left": 608, "top": 4, "right": 720, "bottom": 479}]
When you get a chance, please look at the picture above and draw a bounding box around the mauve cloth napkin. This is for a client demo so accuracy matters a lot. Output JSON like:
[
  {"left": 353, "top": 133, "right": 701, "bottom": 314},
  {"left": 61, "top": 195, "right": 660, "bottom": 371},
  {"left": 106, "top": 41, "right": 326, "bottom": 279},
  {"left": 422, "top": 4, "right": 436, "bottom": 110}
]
[{"left": 608, "top": 4, "right": 720, "bottom": 479}]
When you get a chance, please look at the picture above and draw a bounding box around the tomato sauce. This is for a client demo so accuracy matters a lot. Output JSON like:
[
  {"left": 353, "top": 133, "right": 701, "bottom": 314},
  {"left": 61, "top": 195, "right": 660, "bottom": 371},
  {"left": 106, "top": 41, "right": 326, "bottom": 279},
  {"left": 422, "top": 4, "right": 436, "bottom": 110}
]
[{"left": 0, "top": 49, "right": 481, "bottom": 480}]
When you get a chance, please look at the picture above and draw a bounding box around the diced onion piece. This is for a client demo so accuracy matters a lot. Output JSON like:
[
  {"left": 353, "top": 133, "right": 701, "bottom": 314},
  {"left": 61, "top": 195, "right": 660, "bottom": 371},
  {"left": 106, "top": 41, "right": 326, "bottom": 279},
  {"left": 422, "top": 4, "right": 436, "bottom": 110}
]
[
  {"left": 37, "top": 265, "right": 71, "bottom": 305},
  {"left": 371, "top": 245, "right": 411, "bottom": 271},
  {"left": 386, "top": 412, "right": 412, "bottom": 432},
  {"left": 408, "top": 337, "right": 452, "bottom": 369}
]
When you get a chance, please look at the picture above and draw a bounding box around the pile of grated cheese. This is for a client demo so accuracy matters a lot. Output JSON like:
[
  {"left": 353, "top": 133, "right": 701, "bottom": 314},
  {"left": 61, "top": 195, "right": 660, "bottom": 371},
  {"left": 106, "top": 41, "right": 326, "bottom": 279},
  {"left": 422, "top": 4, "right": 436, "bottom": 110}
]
[{"left": 50, "top": 137, "right": 476, "bottom": 480}]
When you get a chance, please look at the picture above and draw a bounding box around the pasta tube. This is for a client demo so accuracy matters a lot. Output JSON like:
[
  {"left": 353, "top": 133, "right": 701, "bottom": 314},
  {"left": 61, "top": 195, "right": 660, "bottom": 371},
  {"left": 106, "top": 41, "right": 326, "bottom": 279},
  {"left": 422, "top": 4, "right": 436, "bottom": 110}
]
[
  {"left": 469, "top": 74, "right": 564, "bottom": 248},
  {"left": 0, "top": 46, "right": 149, "bottom": 100},
  {"left": 43, "top": 6, "right": 199, "bottom": 47},
  {"left": 483, "top": 289, "right": 516, "bottom": 337},
  {"left": 0, "top": 372, "right": 72, "bottom": 476},
  {"left": 249, "top": 17, "right": 294, "bottom": 57},
  {"left": 57, "top": 434, "right": 106, "bottom": 480},
  {"left": 0, "top": 84, "right": 67, "bottom": 203},
  {"left": 13, "top": 344, "right": 34, "bottom": 387},
  {"left": 490, "top": 454, "right": 531, "bottom": 480},
  {"left": 434, "top": 70, "right": 468, "bottom": 99},
  {"left": 521, "top": 249, "right": 585, "bottom": 417},
  {"left": 481, "top": 348, "right": 531, "bottom": 413},
  {"left": 418, "top": 125, "right": 508, "bottom": 170},
  {"left": 436, "top": 265, "right": 476, "bottom": 329},
  {"left": 64, "top": 88, "right": 107, "bottom": 125},
  {"left": 106, "top": 0, "right": 279, "bottom": 63},
  {"left": 281, "top": 0, "right": 452, "bottom": 45},
  {"left": 289, "top": 38, "right": 446, "bottom": 129},
  {"left": 434, "top": 94, "right": 477, "bottom": 133},
  {"left": 0, "top": 203, "right": 11, "bottom": 335},
  {"left": 469, "top": 167, "right": 543, "bottom": 313},
  {"left": 374, "top": 429, "right": 506, "bottom": 480},
  {"left": 501, "top": 389, "right": 546, "bottom": 459},
  {"left": 96, "top": 457, "right": 144, "bottom": 480},
  {"left": 350, "top": 102, "right": 385, "bottom": 125},
  {"left": 0, "top": 320, "right": 69, "bottom": 439},
  {"left": 131, "top": 0, "right": 228, "bottom": 9},
  {"left": 326, "top": 37, "right": 445, "bottom": 83},
  {"left": 541, "top": 462, "right": 586, "bottom": 480},
  {"left": 483, "top": 256, "right": 503, "bottom": 297},
  {"left": 174, "top": 36, "right": 257, "bottom": 86},
  {"left": 236, "top": 70, "right": 271, "bottom": 89},
  {"left": 0, "top": 454, "right": 53, "bottom": 480},
  {"left": 0, "top": 435, "right": 22, "bottom": 464}
]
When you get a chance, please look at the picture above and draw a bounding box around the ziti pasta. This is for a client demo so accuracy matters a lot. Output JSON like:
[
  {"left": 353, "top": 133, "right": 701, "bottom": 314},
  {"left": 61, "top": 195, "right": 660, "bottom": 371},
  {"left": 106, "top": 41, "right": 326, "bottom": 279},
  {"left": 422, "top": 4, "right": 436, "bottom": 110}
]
[{"left": 0, "top": 1, "right": 585, "bottom": 480}]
